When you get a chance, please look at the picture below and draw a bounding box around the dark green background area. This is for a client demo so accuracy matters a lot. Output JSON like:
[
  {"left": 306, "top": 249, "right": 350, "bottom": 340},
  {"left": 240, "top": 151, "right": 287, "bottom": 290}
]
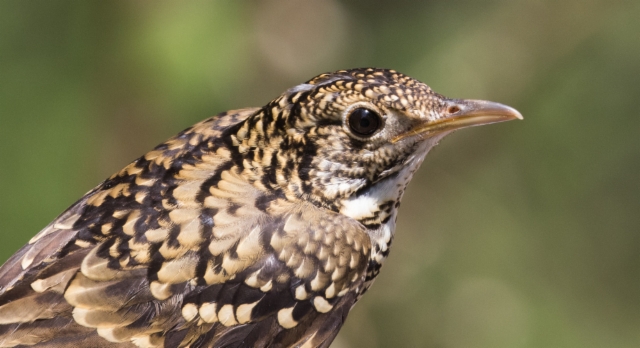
[{"left": 1, "top": 1, "right": 639, "bottom": 347}]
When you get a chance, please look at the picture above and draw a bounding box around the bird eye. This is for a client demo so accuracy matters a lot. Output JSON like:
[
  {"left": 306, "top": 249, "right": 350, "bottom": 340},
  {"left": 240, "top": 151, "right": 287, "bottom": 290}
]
[{"left": 347, "top": 108, "right": 382, "bottom": 137}]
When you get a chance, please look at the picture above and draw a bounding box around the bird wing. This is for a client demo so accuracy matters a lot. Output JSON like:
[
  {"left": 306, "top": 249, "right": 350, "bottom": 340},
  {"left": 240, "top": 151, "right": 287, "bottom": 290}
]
[{"left": 0, "top": 108, "right": 371, "bottom": 348}]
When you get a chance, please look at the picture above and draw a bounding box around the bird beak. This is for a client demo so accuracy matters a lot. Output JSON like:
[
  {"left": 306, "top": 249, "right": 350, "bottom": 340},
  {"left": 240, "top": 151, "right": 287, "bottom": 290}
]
[{"left": 392, "top": 99, "right": 523, "bottom": 143}]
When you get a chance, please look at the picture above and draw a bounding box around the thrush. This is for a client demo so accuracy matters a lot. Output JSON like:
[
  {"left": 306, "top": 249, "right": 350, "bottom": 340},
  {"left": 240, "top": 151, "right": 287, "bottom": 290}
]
[{"left": 0, "top": 68, "right": 521, "bottom": 348}]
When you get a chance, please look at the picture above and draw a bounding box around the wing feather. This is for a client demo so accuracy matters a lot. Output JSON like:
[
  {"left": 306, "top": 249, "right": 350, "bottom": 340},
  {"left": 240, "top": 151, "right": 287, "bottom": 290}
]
[{"left": 0, "top": 108, "right": 371, "bottom": 347}]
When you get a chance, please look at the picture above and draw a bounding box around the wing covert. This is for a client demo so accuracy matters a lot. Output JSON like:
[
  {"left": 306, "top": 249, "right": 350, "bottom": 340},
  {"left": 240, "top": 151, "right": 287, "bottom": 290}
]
[{"left": 0, "top": 107, "right": 371, "bottom": 348}]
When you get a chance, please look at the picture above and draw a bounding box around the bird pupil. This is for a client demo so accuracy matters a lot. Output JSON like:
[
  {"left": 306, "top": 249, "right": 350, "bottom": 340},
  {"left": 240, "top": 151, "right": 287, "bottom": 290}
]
[{"left": 348, "top": 108, "right": 380, "bottom": 136}]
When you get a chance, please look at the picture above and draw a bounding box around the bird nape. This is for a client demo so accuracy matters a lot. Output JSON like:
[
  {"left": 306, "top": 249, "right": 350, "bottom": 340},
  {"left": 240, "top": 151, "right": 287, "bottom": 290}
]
[{"left": 0, "top": 68, "right": 521, "bottom": 348}]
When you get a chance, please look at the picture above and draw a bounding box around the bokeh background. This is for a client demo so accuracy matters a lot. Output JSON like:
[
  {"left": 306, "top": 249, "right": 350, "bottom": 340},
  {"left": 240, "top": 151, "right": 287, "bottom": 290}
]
[{"left": 1, "top": 1, "right": 639, "bottom": 347}]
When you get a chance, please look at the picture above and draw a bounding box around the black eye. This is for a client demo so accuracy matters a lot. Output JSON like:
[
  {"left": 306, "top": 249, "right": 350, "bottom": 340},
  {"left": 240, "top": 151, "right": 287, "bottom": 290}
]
[{"left": 348, "top": 108, "right": 382, "bottom": 136}]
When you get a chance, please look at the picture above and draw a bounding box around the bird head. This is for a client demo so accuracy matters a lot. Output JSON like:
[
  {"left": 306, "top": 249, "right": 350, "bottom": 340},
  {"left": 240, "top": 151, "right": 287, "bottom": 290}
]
[{"left": 230, "top": 68, "right": 522, "bottom": 225}]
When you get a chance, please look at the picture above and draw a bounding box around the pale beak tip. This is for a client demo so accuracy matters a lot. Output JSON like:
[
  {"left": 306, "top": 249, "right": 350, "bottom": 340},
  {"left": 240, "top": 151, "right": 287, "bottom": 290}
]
[{"left": 510, "top": 106, "right": 524, "bottom": 120}]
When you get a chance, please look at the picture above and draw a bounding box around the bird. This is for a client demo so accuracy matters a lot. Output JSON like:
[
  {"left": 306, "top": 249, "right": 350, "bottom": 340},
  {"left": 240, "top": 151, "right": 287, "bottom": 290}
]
[{"left": 0, "top": 68, "right": 522, "bottom": 348}]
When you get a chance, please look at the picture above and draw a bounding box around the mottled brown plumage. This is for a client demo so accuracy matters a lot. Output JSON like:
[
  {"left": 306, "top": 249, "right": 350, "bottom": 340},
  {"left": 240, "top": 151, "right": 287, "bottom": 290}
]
[{"left": 0, "top": 68, "right": 521, "bottom": 347}]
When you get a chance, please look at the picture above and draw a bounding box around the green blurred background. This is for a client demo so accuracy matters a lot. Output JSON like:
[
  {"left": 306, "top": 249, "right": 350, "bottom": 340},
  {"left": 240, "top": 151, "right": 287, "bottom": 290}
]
[{"left": 1, "top": 1, "right": 639, "bottom": 347}]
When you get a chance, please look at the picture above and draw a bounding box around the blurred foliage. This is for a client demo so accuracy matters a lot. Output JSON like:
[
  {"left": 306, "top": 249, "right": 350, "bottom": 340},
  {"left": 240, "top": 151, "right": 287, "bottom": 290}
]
[{"left": 1, "top": 1, "right": 639, "bottom": 347}]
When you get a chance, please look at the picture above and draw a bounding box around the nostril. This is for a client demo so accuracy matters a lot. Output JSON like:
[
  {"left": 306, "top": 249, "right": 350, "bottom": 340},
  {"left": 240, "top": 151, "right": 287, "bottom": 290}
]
[{"left": 447, "top": 105, "right": 461, "bottom": 114}]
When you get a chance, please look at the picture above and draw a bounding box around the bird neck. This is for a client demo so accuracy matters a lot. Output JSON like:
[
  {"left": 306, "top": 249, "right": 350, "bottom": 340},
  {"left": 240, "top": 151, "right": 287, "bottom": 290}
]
[{"left": 223, "top": 105, "right": 357, "bottom": 211}]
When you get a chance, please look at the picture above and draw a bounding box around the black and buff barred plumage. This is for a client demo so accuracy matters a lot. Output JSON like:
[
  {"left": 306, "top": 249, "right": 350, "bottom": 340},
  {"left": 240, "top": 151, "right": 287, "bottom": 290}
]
[{"left": 0, "top": 68, "right": 521, "bottom": 347}]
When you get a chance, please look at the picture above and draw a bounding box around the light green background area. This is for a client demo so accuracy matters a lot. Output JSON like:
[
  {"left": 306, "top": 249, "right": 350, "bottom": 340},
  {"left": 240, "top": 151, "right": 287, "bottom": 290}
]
[{"left": 1, "top": 1, "right": 639, "bottom": 347}]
